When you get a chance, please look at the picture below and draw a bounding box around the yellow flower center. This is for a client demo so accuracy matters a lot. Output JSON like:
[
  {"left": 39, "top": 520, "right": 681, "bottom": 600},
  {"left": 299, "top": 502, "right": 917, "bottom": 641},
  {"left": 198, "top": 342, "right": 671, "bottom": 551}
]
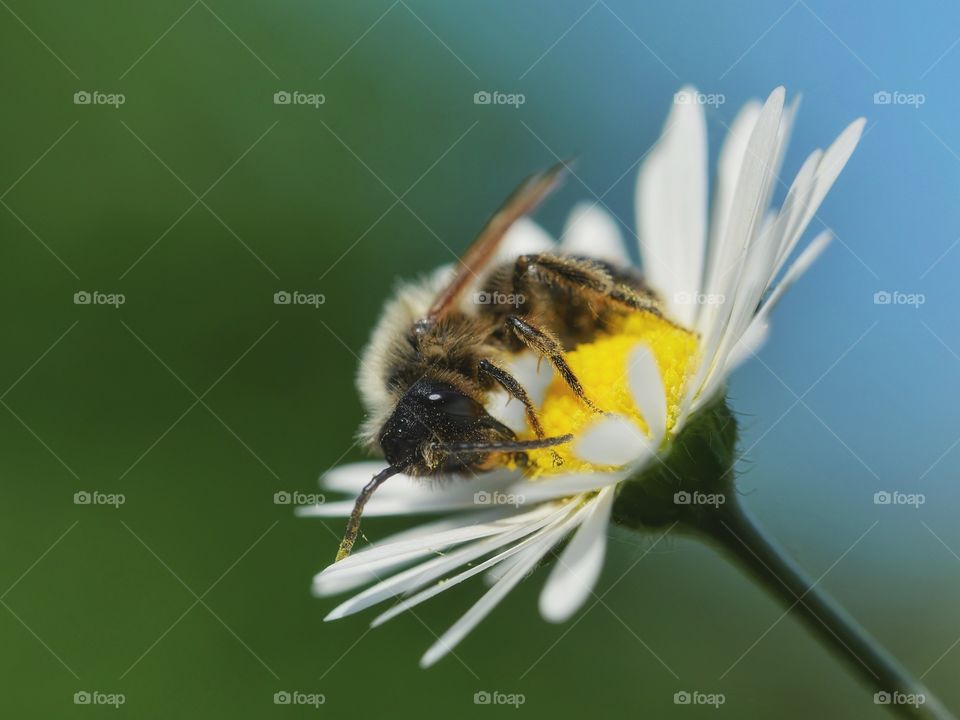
[{"left": 525, "top": 311, "right": 699, "bottom": 475}]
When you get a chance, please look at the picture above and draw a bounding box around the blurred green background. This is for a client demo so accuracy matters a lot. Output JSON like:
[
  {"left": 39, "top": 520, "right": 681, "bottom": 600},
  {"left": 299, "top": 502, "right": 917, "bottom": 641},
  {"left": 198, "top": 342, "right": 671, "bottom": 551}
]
[{"left": 2, "top": 1, "right": 959, "bottom": 717}]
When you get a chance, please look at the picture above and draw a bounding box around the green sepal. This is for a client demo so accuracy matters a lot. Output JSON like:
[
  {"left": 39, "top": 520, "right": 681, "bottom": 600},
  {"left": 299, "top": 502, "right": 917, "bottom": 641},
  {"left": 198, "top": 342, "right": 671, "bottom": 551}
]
[{"left": 611, "top": 393, "right": 738, "bottom": 530}]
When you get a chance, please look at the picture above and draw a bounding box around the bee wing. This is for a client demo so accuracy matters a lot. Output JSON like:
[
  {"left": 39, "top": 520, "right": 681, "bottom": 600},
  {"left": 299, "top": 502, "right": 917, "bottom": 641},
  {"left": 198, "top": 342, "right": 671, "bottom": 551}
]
[{"left": 425, "top": 162, "right": 568, "bottom": 321}]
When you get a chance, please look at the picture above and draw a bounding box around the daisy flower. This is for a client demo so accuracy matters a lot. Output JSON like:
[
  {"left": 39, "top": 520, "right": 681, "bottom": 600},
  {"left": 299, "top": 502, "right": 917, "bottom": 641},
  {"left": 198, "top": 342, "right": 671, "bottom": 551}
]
[{"left": 300, "top": 85, "right": 864, "bottom": 668}]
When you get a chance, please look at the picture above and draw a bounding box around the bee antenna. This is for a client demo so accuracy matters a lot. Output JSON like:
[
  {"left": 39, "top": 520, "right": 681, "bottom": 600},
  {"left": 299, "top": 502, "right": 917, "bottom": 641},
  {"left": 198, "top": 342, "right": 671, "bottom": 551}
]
[{"left": 335, "top": 465, "right": 403, "bottom": 562}]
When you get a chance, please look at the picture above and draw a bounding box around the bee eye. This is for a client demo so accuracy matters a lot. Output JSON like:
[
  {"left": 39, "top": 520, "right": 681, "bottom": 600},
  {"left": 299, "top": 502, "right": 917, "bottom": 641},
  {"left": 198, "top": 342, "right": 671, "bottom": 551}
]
[{"left": 425, "top": 390, "right": 484, "bottom": 418}]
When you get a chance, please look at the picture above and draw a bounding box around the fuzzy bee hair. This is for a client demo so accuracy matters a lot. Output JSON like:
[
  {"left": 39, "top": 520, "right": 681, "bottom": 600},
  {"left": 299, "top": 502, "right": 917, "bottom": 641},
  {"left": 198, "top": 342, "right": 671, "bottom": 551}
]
[
  {"left": 354, "top": 221, "right": 556, "bottom": 452},
  {"left": 355, "top": 263, "right": 506, "bottom": 451}
]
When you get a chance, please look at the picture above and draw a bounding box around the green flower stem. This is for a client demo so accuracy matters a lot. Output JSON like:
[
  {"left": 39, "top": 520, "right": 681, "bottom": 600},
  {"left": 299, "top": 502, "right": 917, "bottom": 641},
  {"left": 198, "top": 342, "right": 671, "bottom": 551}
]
[
  {"left": 700, "top": 499, "right": 954, "bottom": 720},
  {"left": 612, "top": 397, "right": 954, "bottom": 718}
]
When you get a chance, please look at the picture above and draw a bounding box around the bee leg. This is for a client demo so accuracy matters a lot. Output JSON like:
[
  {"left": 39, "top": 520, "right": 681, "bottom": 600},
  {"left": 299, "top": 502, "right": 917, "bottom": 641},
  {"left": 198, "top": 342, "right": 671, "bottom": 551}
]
[
  {"left": 478, "top": 359, "right": 545, "bottom": 437},
  {"left": 514, "top": 253, "right": 664, "bottom": 317},
  {"left": 478, "top": 358, "right": 562, "bottom": 466},
  {"left": 505, "top": 315, "right": 602, "bottom": 413},
  {"left": 515, "top": 253, "right": 611, "bottom": 294},
  {"left": 608, "top": 284, "right": 666, "bottom": 316}
]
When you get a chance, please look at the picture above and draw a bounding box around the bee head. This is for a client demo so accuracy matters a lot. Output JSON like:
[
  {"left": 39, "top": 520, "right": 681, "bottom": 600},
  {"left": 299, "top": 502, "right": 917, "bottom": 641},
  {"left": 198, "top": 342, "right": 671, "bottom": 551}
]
[{"left": 378, "top": 379, "right": 515, "bottom": 474}]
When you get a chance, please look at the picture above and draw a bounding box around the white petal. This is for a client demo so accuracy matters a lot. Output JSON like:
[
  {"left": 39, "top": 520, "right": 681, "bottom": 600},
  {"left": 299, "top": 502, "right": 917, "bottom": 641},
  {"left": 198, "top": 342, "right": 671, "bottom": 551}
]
[
  {"left": 697, "top": 230, "right": 832, "bottom": 408},
  {"left": 700, "top": 94, "right": 794, "bottom": 340},
  {"left": 692, "top": 88, "right": 785, "bottom": 401},
  {"left": 699, "top": 114, "right": 860, "bottom": 409},
  {"left": 320, "top": 462, "right": 398, "bottom": 495},
  {"left": 320, "top": 462, "right": 517, "bottom": 500},
  {"left": 772, "top": 95, "right": 800, "bottom": 177},
  {"left": 505, "top": 470, "right": 627, "bottom": 503},
  {"left": 485, "top": 388, "right": 527, "bottom": 434},
  {"left": 324, "top": 504, "right": 566, "bottom": 619},
  {"left": 506, "top": 351, "right": 555, "bottom": 405},
  {"left": 785, "top": 118, "right": 864, "bottom": 268},
  {"left": 371, "top": 503, "right": 585, "bottom": 628},
  {"left": 637, "top": 85, "right": 708, "bottom": 326},
  {"left": 418, "top": 509, "right": 578, "bottom": 668},
  {"left": 317, "top": 507, "right": 554, "bottom": 579},
  {"left": 684, "top": 105, "right": 860, "bottom": 418},
  {"left": 487, "top": 351, "right": 555, "bottom": 434},
  {"left": 767, "top": 149, "right": 824, "bottom": 278},
  {"left": 300, "top": 468, "right": 522, "bottom": 518},
  {"left": 725, "top": 317, "right": 769, "bottom": 372},
  {"left": 574, "top": 415, "right": 652, "bottom": 467},
  {"left": 627, "top": 344, "right": 667, "bottom": 441},
  {"left": 296, "top": 496, "right": 471, "bottom": 518},
  {"left": 709, "top": 217, "right": 781, "bottom": 377},
  {"left": 767, "top": 120, "right": 862, "bottom": 285},
  {"left": 705, "top": 87, "right": 784, "bottom": 301},
  {"left": 311, "top": 509, "right": 513, "bottom": 597},
  {"left": 560, "top": 203, "right": 631, "bottom": 265},
  {"left": 483, "top": 550, "right": 526, "bottom": 586},
  {"left": 757, "top": 230, "right": 832, "bottom": 323},
  {"left": 539, "top": 487, "right": 614, "bottom": 623},
  {"left": 760, "top": 94, "right": 801, "bottom": 225},
  {"left": 709, "top": 100, "right": 761, "bottom": 270},
  {"left": 497, "top": 217, "right": 555, "bottom": 261}
]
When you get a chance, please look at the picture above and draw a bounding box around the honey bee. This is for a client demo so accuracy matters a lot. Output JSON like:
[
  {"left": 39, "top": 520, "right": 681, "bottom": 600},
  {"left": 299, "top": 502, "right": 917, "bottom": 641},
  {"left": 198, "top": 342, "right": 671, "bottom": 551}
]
[{"left": 336, "top": 163, "right": 666, "bottom": 560}]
